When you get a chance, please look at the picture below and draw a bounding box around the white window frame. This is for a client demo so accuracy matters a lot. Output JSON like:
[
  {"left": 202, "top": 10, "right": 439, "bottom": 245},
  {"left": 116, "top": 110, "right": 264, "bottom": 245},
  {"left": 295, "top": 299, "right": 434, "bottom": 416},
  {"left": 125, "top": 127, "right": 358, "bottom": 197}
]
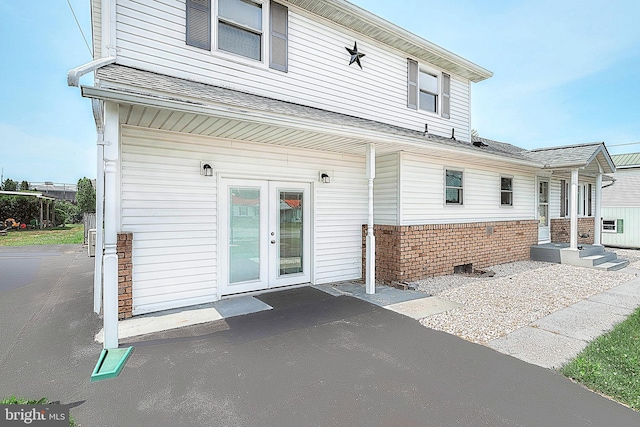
[
  {"left": 418, "top": 67, "right": 440, "bottom": 114},
  {"left": 212, "top": 0, "right": 269, "bottom": 66},
  {"left": 500, "top": 175, "right": 513, "bottom": 207},
  {"left": 602, "top": 219, "right": 617, "bottom": 233},
  {"left": 444, "top": 168, "right": 464, "bottom": 206}
]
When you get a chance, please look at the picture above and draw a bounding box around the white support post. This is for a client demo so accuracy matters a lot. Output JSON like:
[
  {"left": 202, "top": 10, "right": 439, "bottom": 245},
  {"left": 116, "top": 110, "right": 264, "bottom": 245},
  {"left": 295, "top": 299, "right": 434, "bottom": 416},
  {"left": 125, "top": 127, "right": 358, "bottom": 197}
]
[
  {"left": 94, "top": 132, "right": 105, "bottom": 314},
  {"left": 102, "top": 102, "right": 119, "bottom": 349},
  {"left": 570, "top": 168, "right": 579, "bottom": 250},
  {"left": 365, "top": 143, "right": 376, "bottom": 295},
  {"left": 594, "top": 173, "right": 603, "bottom": 246}
]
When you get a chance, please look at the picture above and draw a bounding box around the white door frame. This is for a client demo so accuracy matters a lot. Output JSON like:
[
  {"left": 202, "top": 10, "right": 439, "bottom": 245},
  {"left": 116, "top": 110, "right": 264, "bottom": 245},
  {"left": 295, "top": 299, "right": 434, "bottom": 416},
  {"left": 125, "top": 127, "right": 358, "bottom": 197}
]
[
  {"left": 219, "top": 178, "right": 311, "bottom": 296},
  {"left": 536, "top": 177, "right": 550, "bottom": 243}
]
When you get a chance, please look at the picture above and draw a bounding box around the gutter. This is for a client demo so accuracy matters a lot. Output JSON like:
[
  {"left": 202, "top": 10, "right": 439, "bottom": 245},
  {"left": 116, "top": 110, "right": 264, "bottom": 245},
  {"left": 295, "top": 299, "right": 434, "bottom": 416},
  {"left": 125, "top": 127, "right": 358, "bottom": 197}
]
[
  {"left": 67, "top": 57, "right": 116, "bottom": 87},
  {"left": 81, "top": 85, "right": 544, "bottom": 169}
]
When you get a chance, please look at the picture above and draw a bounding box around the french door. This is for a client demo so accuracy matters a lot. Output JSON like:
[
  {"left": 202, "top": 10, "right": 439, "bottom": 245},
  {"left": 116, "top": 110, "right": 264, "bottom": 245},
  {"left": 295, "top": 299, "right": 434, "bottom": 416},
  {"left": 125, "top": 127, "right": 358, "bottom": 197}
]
[{"left": 220, "top": 179, "right": 310, "bottom": 295}]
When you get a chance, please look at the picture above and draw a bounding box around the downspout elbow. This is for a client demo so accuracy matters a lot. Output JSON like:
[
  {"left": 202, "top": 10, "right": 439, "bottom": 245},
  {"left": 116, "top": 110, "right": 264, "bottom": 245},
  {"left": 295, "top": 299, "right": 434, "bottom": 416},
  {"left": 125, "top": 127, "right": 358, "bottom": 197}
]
[{"left": 67, "top": 57, "right": 116, "bottom": 87}]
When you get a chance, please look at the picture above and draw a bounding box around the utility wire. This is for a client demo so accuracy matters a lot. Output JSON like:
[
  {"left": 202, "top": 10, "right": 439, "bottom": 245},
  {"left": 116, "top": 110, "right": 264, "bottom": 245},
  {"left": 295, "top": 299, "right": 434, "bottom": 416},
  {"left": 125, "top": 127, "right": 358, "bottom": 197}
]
[
  {"left": 66, "top": 0, "right": 92, "bottom": 56},
  {"left": 608, "top": 142, "right": 640, "bottom": 147}
]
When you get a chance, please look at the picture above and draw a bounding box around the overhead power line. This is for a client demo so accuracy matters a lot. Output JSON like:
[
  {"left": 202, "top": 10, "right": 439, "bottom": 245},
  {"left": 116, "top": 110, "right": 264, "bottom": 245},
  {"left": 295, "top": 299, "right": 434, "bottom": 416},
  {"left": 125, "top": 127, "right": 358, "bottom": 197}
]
[
  {"left": 66, "top": 0, "right": 92, "bottom": 56},
  {"left": 608, "top": 142, "right": 640, "bottom": 147}
]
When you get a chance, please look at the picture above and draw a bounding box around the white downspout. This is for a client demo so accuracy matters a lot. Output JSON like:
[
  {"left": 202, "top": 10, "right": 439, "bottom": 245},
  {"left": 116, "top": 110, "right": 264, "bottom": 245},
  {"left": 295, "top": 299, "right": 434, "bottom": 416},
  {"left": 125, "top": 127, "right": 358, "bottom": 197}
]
[
  {"left": 366, "top": 143, "right": 376, "bottom": 295},
  {"left": 594, "top": 172, "right": 603, "bottom": 246},
  {"left": 570, "top": 168, "right": 579, "bottom": 250}
]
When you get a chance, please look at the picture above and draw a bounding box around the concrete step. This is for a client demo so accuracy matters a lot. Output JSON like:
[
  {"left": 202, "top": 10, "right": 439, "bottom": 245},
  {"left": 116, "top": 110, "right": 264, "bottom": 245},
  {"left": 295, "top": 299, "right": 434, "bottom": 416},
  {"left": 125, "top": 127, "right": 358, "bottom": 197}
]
[
  {"left": 576, "top": 245, "right": 606, "bottom": 257},
  {"left": 593, "top": 259, "right": 630, "bottom": 271},
  {"left": 581, "top": 252, "right": 617, "bottom": 266}
]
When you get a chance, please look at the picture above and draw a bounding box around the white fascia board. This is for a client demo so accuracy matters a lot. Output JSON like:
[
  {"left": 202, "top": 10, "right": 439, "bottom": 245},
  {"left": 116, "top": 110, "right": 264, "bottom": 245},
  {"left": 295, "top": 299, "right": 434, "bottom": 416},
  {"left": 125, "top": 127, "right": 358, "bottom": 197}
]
[{"left": 81, "top": 85, "right": 543, "bottom": 168}]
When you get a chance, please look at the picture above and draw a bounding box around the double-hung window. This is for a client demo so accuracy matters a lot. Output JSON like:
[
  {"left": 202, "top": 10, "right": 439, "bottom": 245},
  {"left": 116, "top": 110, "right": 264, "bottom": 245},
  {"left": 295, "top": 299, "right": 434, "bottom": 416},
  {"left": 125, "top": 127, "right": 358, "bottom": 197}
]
[
  {"left": 186, "top": 0, "right": 288, "bottom": 71},
  {"left": 500, "top": 176, "right": 513, "bottom": 206},
  {"left": 218, "top": 0, "right": 263, "bottom": 61},
  {"left": 603, "top": 219, "right": 624, "bottom": 233},
  {"left": 445, "top": 169, "right": 463, "bottom": 205},
  {"left": 407, "top": 59, "right": 450, "bottom": 118}
]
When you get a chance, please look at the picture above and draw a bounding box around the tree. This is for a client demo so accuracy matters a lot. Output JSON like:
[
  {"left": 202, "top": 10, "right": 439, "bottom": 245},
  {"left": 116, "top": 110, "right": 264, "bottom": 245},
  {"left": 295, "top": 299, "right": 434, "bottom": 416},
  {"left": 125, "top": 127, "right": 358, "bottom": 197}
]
[
  {"left": 76, "top": 177, "right": 96, "bottom": 214},
  {"left": 1, "top": 179, "right": 17, "bottom": 191},
  {"left": 20, "top": 181, "right": 29, "bottom": 191},
  {"left": 55, "top": 200, "right": 81, "bottom": 225}
]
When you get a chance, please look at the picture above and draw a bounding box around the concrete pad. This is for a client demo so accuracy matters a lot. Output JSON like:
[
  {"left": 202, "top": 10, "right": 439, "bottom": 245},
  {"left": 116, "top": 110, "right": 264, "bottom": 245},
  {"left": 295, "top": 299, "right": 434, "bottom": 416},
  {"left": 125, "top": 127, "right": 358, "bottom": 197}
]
[
  {"left": 96, "top": 296, "right": 272, "bottom": 343},
  {"left": 323, "top": 282, "right": 426, "bottom": 307},
  {"left": 589, "top": 291, "right": 640, "bottom": 310},
  {"left": 532, "top": 300, "right": 630, "bottom": 342},
  {"left": 606, "top": 278, "right": 640, "bottom": 297},
  {"left": 214, "top": 295, "right": 272, "bottom": 318},
  {"left": 385, "top": 297, "right": 462, "bottom": 319},
  {"left": 488, "top": 326, "right": 588, "bottom": 369}
]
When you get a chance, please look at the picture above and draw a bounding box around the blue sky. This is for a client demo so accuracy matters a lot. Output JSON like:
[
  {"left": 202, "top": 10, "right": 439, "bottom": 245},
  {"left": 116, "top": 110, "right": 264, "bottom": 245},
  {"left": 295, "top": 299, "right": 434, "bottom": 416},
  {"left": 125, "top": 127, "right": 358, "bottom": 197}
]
[{"left": 1, "top": 1, "right": 639, "bottom": 184}]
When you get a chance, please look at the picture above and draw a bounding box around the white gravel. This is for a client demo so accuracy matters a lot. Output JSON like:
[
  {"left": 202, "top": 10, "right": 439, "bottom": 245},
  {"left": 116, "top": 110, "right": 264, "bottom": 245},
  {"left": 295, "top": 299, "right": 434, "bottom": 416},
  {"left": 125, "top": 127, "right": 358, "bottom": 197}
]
[
  {"left": 609, "top": 247, "right": 640, "bottom": 270},
  {"left": 414, "top": 259, "right": 637, "bottom": 345}
]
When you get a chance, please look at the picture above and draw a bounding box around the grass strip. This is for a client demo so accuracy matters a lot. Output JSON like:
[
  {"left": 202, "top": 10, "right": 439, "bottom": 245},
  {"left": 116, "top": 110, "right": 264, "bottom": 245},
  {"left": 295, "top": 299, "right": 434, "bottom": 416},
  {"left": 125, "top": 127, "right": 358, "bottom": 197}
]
[
  {"left": 0, "top": 224, "right": 84, "bottom": 246},
  {"left": 561, "top": 306, "right": 640, "bottom": 410}
]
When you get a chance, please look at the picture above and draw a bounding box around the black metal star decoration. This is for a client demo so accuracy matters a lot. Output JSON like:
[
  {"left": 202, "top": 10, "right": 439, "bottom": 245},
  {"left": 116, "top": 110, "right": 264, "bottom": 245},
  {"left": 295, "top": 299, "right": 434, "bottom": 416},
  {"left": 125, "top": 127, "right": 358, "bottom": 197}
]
[{"left": 345, "top": 42, "right": 365, "bottom": 69}]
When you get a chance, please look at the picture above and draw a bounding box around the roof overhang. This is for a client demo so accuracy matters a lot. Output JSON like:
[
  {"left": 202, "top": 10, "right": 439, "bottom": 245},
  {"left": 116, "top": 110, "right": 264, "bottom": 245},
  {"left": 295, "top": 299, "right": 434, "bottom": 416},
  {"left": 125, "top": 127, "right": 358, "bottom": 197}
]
[
  {"left": 81, "top": 84, "right": 542, "bottom": 169},
  {"left": 0, "top": 191, "right": 56, "bottom": 201},
  {"left": 284, "top": 0, "right": 493, "bottom": 82}
]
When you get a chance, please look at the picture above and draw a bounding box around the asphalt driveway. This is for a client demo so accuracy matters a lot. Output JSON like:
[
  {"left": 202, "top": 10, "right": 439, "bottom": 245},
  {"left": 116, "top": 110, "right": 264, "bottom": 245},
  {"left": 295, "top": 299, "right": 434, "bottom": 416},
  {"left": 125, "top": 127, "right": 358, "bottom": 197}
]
[{"left": 1, "top": 245, "right": 639, "bottom": 426}]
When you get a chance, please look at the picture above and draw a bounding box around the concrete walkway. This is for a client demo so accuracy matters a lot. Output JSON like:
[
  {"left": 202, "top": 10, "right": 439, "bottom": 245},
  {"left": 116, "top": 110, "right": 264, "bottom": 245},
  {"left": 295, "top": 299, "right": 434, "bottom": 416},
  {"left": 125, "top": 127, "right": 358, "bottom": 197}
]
[{"left": 488, "top": 270, "right": 640, "bottom": 369}]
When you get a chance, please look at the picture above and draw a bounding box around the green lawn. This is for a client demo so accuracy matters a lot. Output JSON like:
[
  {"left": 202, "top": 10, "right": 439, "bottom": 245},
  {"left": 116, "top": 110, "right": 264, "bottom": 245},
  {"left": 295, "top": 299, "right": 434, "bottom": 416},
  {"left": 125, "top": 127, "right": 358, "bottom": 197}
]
[
  {"left": 0, "top": 224, "right": 84, "bottom": 246},
  {"left": 562, "top": 307, "right": 640, "bottom": 410}
]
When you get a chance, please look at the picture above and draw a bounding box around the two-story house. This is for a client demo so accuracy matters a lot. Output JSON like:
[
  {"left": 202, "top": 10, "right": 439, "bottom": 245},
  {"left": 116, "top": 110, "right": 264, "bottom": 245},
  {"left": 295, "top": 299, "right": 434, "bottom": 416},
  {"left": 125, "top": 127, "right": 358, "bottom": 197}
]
[{"left": 68, "top": 0, "right": 618, "bottom": 348}]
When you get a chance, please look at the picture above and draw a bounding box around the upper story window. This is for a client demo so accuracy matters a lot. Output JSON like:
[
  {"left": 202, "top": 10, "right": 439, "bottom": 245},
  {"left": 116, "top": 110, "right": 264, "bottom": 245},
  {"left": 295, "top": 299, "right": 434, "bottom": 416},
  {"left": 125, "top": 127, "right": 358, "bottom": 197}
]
[
  {"left": 445, "top": 169, "right": 463, "bottom": 205},
  {"left": 218, "top": 0, "right": 263, "bottom": 61},
  {"left": 186, "top": 0, "right": 288, "bottom": 71},
  {"left": 407, "top": 59, "right": 450, "bottom": 119}
]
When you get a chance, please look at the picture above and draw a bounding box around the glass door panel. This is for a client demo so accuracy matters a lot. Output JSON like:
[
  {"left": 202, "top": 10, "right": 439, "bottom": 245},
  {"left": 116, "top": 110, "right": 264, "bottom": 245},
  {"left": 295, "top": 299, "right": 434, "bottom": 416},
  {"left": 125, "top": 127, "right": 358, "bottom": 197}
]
[
  {"left": 229, "top": 187, "right": 261, "bottom": 283},
  {"left": 278, "top": 190, "right": 303, "bottom": 276}
]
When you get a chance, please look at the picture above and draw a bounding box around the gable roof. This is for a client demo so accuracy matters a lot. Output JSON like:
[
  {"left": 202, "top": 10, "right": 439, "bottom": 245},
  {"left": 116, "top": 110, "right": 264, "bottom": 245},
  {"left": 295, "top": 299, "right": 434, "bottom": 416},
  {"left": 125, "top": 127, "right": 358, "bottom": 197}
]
[
  {"left": 612, "top": 152, "right": 640, "bottom": 169},
  {"left": 284, "top": 0, "right": 493, "bottom": 82},
  {"left": 524, "top": 142, "right": 615, "bottom": 173}
]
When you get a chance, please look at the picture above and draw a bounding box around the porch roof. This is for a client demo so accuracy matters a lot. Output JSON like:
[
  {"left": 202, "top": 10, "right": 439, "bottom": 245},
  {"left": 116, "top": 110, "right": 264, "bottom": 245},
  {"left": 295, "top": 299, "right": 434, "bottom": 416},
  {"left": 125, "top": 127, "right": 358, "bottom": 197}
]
[
  {"left": 524, "top": 142, "right": 616, "bottom": 175},
  {"left": 84, "top": 65, "right": 542, "bottom": 168}
]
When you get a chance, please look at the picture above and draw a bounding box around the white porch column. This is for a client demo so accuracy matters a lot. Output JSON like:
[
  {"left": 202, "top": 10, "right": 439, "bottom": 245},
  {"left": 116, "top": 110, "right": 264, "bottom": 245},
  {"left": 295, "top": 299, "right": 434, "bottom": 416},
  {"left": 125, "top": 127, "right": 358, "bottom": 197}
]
[
  {"left": 570, "top": 168, "right": 579, "bottom": 250},
  {"left": 94, "top": 131, "right": 105, "bottom": 314},
  {"left": 102, "top": 102, "right": 120, "bottom": 349},
  {"left": 594, "top": 173, "right": 603, "bottom": 246},
  {"left": 365, "top": 143, "right": 376, "bottom": 295}
]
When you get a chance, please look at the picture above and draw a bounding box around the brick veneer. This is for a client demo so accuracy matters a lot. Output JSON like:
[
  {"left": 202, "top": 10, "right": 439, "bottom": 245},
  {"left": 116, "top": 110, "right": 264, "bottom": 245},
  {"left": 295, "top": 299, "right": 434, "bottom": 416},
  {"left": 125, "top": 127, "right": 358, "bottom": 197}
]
[
  {"left": 117, "top": 233, "right": 133, "bottom": 319},
  {"left": 550, "top": 217, "right": 595, "bottom": 245},
  {"left": 362, "top": 220, "right": 539, "bottom": 283}
]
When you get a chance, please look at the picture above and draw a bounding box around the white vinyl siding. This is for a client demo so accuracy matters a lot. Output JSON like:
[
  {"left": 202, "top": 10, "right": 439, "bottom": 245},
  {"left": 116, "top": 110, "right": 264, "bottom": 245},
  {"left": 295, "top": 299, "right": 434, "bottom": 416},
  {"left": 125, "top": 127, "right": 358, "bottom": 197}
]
[
  {"left": 603, "top": 168, "right": 640, "bottom": 207},
  {"left": 400, "top": 154, "right": 536, "bottom": 224},
  {"left": 374, "top": 153, "right": 399, "bottom": 225},
  {"left": 602, "top": 208, "right": 639, "bottom": 248},
  {"left": 114, "top": 0, "right": 472, "bottom": 141},
  {"left": 121, "top": 126, "right": 367, "bottom": 314},
  {"left": 92, "top": 0, "right": 102, "bottom": 58}
]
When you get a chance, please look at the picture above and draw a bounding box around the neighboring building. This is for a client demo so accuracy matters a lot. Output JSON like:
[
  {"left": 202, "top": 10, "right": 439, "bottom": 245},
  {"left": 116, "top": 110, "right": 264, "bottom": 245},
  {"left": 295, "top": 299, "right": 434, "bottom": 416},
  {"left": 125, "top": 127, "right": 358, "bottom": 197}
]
[
  {"left": 68, "top": 0, "right": 617, "bottom": 346},
  {"left": 29, "top": 182, "right": 78, "bottom": 202},
  {"left": 602, "top": 153, "right": 640, "bottom": 248}
]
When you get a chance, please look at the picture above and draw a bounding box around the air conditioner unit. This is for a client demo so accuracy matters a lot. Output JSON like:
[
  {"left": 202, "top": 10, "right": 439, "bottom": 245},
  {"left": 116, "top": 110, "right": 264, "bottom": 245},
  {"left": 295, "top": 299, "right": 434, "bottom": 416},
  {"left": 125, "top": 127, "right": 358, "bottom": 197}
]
[{"left": 88, "top": 229, "right": 97, "bottom": 257}]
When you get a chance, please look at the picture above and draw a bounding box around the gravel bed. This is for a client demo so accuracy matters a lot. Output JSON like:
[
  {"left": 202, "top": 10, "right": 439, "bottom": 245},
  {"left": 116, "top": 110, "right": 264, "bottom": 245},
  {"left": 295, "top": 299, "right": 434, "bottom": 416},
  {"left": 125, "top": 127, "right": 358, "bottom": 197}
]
[
  {"left": 415, "top": 261, "right": 636, "bottom": 345},
  {"left": 608, "top": 247, "right": 640, "bottom": 269}
]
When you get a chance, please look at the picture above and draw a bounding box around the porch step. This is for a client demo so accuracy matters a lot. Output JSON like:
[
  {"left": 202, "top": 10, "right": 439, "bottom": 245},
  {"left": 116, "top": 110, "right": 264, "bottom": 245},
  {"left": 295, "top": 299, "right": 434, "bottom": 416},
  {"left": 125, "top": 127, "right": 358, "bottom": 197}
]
[
  {"left": 593, "top": 259, "right": 630, "bottom": 271},
  {"left": 530, "top": 243, "right": 630, "bottom": 271}
]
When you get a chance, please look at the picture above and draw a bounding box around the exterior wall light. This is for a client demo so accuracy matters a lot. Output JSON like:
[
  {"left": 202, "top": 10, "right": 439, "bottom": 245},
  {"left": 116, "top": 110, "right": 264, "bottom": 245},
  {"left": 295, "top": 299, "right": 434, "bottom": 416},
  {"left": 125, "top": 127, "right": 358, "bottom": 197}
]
[
  {"left": 202, "top": 163, "right": 213, "bottom": 176},
  {"left": 320, "top": 173, "right": 330, "bottom": 184}
]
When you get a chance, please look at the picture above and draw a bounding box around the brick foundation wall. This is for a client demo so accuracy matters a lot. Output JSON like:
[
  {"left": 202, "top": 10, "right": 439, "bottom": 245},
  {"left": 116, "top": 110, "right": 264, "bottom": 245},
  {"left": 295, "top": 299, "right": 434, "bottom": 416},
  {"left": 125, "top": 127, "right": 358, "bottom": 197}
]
[
  {"left": 550, "top": 218, "right": 595, "bottom": 245},
  {"left": 117, "top": 233, "right": 133, "bottom": 320},
  {"left": 363, "top": 220, "right": 539, "bottom": 283}
]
